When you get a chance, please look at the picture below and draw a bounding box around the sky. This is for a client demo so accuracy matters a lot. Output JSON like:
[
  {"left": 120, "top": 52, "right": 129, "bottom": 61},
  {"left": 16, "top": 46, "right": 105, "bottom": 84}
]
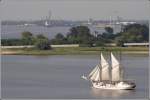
[{"left": 0, "top": 0, "right": 150, "bottom": 21}]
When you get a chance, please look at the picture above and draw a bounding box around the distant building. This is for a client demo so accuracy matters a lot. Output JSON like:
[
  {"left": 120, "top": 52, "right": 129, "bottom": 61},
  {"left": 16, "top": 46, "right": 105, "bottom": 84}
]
[
  {"left": 116, "top": 21, "right": 136, "bottom": 25},
  {"left": 123, "top": 43, "right": 149, "bottom": 47}
]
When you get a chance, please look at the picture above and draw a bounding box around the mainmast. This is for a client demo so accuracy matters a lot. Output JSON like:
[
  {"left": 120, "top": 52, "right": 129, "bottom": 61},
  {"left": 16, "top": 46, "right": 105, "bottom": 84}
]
[
  {"left": 111, "top": 52, "right": 121, "bottom": 81},
  {"left": 120, "top": 51, "right": 124, "bottom": 81}
]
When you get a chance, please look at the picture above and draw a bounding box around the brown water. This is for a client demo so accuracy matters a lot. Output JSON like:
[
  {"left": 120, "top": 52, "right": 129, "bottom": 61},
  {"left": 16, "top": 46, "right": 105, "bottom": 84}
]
[{"left": 1, "top": 54, "right": 149, "bottom": 99}]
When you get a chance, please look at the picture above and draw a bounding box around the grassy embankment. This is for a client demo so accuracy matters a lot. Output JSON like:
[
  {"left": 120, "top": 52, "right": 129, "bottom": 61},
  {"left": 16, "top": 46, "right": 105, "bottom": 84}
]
[{"left": 1, "top": 46, "right": 149, "bottom": 55}]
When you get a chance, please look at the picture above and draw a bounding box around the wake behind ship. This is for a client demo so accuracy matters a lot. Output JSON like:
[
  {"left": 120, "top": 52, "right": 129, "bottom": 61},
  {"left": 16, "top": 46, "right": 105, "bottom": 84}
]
[{"left": 82, "top": 52, "right": 136, "bottom": 90}]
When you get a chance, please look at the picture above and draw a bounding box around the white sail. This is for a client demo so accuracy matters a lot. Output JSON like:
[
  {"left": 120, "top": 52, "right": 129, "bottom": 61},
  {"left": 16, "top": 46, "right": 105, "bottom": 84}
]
[
  {"left": 111, "top": 52, "right": 120, "bottom": 81},
  {"left": 89, "top": 67, "right": 99, "bottom": 81},
  {"left": 111, "top": 52, "right": 120, "bottom": 67},
  {"left": 101, "top": 53, "right": 110, "bottom": 80},
  {"left": 89, "top": 65, "right": 101, "bottom": 81},
  {"left": 94, "top": 68, "right": 101, "bottom": 81},
  {"left": 89, "top": 65, "right": 99, "bottom": 77},
  {"left": 112, "top": 67, "right": 120, "bottom": 81}
]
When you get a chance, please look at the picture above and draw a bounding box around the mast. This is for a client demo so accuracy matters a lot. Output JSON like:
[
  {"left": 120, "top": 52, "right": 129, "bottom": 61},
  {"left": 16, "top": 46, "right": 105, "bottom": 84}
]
[
  {"left": 99, "top": 51, "right": 101, "bottom": 81},
  {"left": 110, "top": 51, "right": 112, "bottom": 81},
  {"left": 111, "top": 52, "right": 121, "bottom": 81},
  {"left": 120, "top": 51, "right": 124, "bottom": 81},
  {"left": 45, "top": 10, "right": 52, "bottom": 26},
  {"left": 101, "top": 53, "right": 110, "bottom": 81}
]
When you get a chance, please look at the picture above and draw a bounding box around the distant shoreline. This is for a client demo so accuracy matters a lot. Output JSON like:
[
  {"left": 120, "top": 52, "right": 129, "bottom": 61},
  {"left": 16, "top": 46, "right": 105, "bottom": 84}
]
[{"left": 1, "top": 47, "right": 149, "bottom": 55}]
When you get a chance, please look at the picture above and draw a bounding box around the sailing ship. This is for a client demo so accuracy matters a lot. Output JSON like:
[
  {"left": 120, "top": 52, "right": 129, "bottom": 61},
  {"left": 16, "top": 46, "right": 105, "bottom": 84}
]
[{"left": 82, "top": 52, "right": 136, "bottom": 90}]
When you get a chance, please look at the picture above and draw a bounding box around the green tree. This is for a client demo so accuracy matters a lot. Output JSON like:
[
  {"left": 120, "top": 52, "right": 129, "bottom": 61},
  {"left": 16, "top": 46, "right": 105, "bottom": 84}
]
[
  {"left": 136, "top": 35, "right": 143, "bottom": 42},
  {"left": 36, "top": 34, "right": 47, "bottom": 39},
  {"left": 95, "top": 41, "right": 105, "bottom": 46},
  {"left": 51, "top": 33, "right": 68, "bottom": 44},
  {"left": 67, "top": 26, "right": 93, "bottom": 46},
  {"left": 101, "top": 27, "right": 114, "bottom": 41},
  {"left": 1, "top": 39, "right": 23, "bottom": 46},
  {"left": 115, "top": 36, "right": 125, "bottom": 47},
  {"left": 105, "top": 27, "right": 113, "bottom": 34},
  {"left": 34, "top": 34, "right": 51, "bottom": 50},
  {"left": 21, "top": 31, "right": 34, "bottom": 45},
  {"left": 122, "top": 24, "right": 149, "bottom": 42},
  {"left": 55, "top": 33, "right": 64, "bottom": 40}
]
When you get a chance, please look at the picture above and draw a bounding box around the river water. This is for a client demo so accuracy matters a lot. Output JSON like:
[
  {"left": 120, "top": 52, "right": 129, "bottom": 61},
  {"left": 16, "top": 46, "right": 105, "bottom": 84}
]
[
  {"left": 1, "top": 54, "right": 149, "bottom": 99},
  {"left": 1, "top": 25, "right": 121, "bottom": 39}
]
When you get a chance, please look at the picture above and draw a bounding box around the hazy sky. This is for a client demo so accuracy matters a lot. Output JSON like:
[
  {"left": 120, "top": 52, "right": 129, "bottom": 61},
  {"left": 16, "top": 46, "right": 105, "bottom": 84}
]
[{"left": 0, "top": 0, "right": 149, "bottom": 21}]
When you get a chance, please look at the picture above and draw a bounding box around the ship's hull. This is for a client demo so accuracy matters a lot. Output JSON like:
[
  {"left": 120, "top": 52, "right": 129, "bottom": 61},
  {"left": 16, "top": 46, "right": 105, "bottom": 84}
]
[{"left": 92, "top": 81, "right": 136, "bottom": 90}]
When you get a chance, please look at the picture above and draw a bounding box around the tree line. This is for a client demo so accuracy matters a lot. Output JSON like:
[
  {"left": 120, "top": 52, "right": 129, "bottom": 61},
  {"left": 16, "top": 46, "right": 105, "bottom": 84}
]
[
  {"left": 1, "top": 32, "right": 51, "bottom": 50},
  {"left": 1, "top": 23, "right": 149, "bottom": 50},
  {"left": 50, "top": 24, "right": 149, "bottom": 47}
]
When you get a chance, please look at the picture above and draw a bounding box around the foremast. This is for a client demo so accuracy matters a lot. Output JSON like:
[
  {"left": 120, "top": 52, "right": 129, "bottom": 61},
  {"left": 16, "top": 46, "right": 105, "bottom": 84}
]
[
  {"left": 101, "top": 53, "right": 110, "bottom": 81},
  {"left": 111, "top": 52, "right": 123, "bottom": 82}
]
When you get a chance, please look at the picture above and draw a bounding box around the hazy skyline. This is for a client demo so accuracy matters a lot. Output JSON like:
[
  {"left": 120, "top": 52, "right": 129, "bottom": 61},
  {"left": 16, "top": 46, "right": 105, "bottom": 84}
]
[{"left": 0, "top": 0, "right": 149, "bottom": 21}]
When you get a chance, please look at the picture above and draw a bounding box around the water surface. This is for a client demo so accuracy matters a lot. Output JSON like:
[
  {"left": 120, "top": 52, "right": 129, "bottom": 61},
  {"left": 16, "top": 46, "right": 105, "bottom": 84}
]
[
  {"left": 1, "top": 25, "right": 121, "bottom": 39},
  {"left": 1, "top": 54, "right": 149, "bottom": 99}
]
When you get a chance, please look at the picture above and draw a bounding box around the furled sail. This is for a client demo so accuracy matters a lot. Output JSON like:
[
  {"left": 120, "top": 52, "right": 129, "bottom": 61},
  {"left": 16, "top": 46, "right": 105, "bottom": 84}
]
[
  {"left": 101, "top": 53, "right": 110, "bottom": 81},
  {"left": 111, "top": 52, "right": 121, "bottom": 81},
  {"left": 88, "top": 64, "right": 101, "bottom": 81}
]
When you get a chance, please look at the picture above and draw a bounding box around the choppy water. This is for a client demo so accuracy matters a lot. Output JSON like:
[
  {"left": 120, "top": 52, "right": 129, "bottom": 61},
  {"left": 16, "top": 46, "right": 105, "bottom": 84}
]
[{"left": 1, "top": 54, "right": 149, "bottom": 99}]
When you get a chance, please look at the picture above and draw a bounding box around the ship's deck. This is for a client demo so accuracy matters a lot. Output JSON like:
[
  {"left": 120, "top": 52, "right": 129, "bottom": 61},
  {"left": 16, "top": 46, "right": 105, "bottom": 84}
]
[{"left": 92, "top": 80, "right": 135, "bottom": 85}]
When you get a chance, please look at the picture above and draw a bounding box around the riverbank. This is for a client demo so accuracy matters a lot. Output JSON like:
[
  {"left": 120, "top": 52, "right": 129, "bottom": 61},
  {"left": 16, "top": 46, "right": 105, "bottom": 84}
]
[{"left": 1, "top": 47, "right": 149, "bottom": 55}]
